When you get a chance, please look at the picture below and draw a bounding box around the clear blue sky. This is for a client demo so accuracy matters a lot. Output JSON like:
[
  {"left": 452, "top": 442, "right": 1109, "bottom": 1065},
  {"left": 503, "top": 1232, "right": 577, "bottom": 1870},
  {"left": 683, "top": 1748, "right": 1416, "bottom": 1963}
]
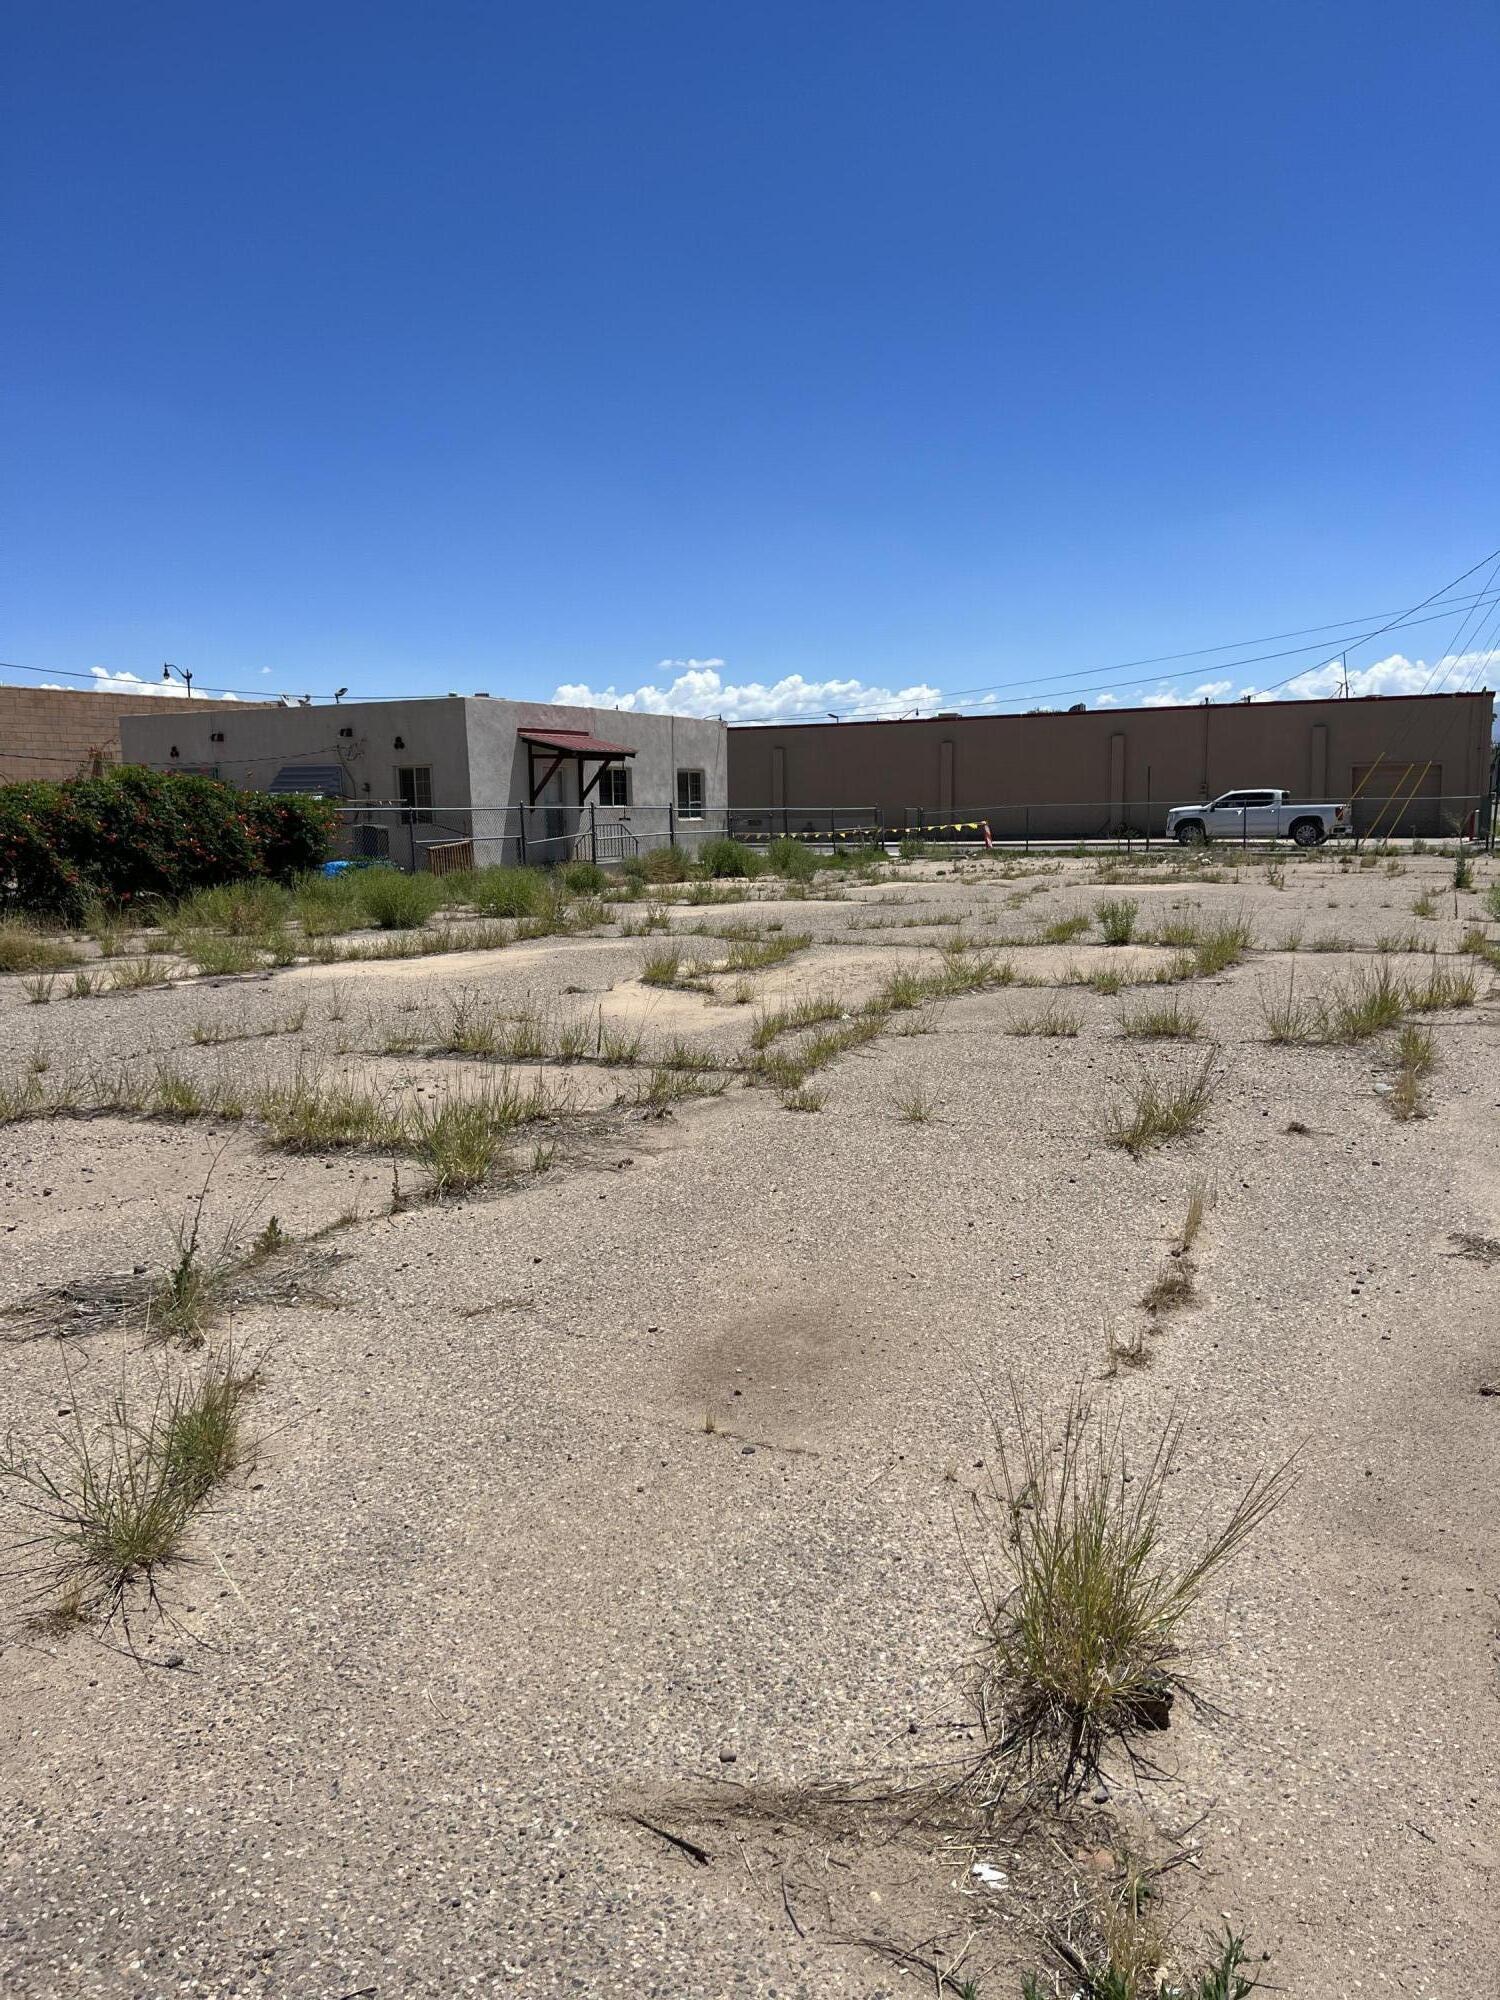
[{"left": 3, "top": 2, "right": 1497, "bottom": 718}]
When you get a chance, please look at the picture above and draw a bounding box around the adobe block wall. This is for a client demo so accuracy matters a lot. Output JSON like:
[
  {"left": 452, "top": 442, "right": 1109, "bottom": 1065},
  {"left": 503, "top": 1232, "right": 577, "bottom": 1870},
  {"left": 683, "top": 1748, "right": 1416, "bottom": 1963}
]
[{"left": 0, "top": 686, "right": 257, "bottom": 784}]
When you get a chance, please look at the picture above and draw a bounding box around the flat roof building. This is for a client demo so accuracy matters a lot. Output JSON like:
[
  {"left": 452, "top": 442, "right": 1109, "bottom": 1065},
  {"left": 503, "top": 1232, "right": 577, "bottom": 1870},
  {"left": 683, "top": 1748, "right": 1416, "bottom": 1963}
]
[
  {"left": 728, "top": 690, "right": 1495, "bottom": 840},
  {"left": 120, "top": 695, "right": 728, "bottom": 869}
]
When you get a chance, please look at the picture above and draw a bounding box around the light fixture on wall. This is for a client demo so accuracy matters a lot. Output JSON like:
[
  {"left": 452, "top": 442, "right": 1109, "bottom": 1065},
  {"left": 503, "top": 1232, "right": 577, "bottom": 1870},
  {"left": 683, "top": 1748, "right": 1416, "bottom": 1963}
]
[
  {"left": 210, "top": 730, "right": 225, "bottom": 743},
  {"left": 393, "top": 735, "right": 405, "bottom": 750}
]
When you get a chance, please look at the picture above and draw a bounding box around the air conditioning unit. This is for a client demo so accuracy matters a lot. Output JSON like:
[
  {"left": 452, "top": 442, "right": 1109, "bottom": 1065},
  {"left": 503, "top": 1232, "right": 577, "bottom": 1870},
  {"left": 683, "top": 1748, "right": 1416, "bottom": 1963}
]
[{"left": 351, "top": 824, "right": 390, "bottom": 860}]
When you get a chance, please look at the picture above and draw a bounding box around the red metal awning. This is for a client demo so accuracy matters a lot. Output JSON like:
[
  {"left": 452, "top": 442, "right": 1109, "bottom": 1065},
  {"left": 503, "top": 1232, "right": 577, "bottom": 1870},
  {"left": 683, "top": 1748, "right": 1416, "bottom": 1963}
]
[{"left": 517, "top": 728, "right": 636, "bottom": 758}]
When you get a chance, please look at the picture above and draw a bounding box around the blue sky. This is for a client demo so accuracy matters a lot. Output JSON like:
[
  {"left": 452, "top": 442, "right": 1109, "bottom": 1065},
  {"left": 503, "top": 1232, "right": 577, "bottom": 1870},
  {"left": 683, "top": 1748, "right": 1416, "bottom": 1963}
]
[{"left": 3, "top": 2, "right": 1497, "bottom": 719}]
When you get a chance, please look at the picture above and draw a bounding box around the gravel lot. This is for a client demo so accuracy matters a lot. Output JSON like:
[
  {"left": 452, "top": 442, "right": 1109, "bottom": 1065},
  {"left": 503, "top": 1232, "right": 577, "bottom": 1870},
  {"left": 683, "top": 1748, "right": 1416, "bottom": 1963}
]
[{"left": 1, "top": 847, "right": 1496, "bottom": 1998}]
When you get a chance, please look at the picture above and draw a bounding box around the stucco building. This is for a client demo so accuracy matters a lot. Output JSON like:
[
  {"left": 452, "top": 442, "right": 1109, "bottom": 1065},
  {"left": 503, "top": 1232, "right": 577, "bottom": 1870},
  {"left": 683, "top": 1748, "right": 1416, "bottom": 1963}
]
[{"left": 119, "top": 695, "right": 728, "bottom": 868}]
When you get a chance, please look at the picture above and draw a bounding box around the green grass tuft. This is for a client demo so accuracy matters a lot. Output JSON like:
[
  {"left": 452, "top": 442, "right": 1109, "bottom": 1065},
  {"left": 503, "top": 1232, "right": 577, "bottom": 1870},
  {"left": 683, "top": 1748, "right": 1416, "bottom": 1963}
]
[
  {"left": 1103, "top": 1052, "right": 1218, "bottom": 1154},
  {"left": 1096, "top": 897, "right": 1139, "bottom": 945},
  {"left": 354, "top": 870, "right": 446, "bottom": 930},
  {"left": 974, "top": 1382, "right": 1296, "bottom": 1804},
  {"left": 1120, "top": 995, "right": 1202, "bottom": 1040},
  {"left": 0, "top": 1350, "right": 256, "bottom": 1624},
  {"left": 696, "top": 837, "right": 762, "bottom": 879},
  {"left": 640, "top": 947, "right": 683, "bottom": 987},
  {"left": 1007, "top": 998, "right": 1082, "bottom": 1037},
  {"left": 0, "top": 921, "right": 83, "bottom": 974}
]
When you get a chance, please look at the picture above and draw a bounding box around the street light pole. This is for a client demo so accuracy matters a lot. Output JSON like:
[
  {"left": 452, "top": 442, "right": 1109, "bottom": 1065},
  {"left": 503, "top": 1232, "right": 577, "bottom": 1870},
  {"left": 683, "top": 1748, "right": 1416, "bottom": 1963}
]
[{"left": 162, "top": 663, "right": 194, "bottom": 698}]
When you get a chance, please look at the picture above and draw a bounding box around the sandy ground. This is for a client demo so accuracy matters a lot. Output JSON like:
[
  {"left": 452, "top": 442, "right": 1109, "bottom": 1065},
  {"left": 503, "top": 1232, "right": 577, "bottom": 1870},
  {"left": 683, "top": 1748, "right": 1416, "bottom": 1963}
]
[{"left": 0, "top": 847, "right": 1496, "bottom": 1998}]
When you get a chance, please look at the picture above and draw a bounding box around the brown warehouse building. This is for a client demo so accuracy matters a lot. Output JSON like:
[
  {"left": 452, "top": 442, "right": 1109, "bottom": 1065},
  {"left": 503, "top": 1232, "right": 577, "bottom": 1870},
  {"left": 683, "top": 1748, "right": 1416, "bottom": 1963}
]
[{"left": 728, "top": 689, "right": 1496, "bottom": 841}]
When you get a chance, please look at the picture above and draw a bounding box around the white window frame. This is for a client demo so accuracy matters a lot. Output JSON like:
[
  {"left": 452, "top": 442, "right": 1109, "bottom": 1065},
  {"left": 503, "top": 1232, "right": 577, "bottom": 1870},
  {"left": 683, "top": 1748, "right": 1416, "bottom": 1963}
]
[
  {"left": 597, "top": 765, "right": 630, "bottom": 808},
  {"left": 397, "top": 764, "right": 434, "bottom": 825},
  {"left": 676, "top": 768, "right": 705, "bottom": 821}
]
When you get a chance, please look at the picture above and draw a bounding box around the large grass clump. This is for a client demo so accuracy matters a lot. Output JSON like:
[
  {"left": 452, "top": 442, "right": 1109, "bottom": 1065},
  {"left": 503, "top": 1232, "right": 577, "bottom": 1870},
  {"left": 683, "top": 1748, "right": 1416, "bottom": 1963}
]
[
  {"left": 765, "top": 836, "right": 820, "bottom": 883},
  {"left": 973, "top": 1383, "right": 1296, "bottom": 1803},
  {"left": 1096, "top": 896, "right": 1139, "bottom": 945},
  {"left": 0, "top": 921, "right": 83, "bottom": 974},
  {"left": 174, "top": 879, "right": 291, "bottom": 936},
  {"left": 406, "top": 1078, "right": 549, "bottom": 1192},
  {"left": 1261, "top": 960, "right": 1477, "bottom": 1044},
  {"left": 1103, "top": 1052, "right": 1218, "bottom": 1153},
  {"left": 291, "top": 871, "right": 367, "bottom": 937},
  {"left": 353, "top": 869, "right": 446, "bottom": 930},
  {"left": 696, "top": 837, "right": 762, "bottom": 879},
  {"left": 1120, "top": 995, "right": 1202, "bottom": 1040},
  {"left": 468, "top": 864, "right": 549, "bottom": 918},
  {"left": 0, "top": 1350, "right": 255, "bottom": 1626}
]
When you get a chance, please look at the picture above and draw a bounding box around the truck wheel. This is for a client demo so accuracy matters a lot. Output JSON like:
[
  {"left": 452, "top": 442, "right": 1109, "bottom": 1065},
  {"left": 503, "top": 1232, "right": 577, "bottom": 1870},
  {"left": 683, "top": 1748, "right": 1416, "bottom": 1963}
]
[
  {"left": 1175, "top": 821, "right": 1206, "bottom": 847},
  {"left": 1289, "top": 818, "right": 1326, "bottom": 848}
]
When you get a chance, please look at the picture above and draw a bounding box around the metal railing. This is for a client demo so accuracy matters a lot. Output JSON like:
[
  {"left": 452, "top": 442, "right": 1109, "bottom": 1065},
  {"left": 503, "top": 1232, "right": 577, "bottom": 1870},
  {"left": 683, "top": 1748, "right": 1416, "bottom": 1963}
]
[{"left": 331, "top": 791, "right": 1493, "bottom": 871}]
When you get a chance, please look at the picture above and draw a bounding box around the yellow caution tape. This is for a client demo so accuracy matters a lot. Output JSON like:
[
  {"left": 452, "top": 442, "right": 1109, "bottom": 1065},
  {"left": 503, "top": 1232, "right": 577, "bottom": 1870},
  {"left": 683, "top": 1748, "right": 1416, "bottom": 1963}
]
[{"left": 755, "top": 820, "right": 990, "bottom": 840}]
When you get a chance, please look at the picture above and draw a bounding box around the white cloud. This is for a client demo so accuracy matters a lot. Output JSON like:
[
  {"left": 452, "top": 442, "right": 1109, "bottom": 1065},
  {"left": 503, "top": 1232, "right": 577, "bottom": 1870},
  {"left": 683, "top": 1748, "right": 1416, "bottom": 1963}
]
[
  {"left": 553, "top": 663, "right": 943, "bottom": 722},
  {"left": 1133, "top": 649, "right": 1498, "bottom": 710},
  {"left": 259, "top": 666, "right": 273, "bottom": 675},
  {"left": 37, "top": 667, "right": 238, "bottom": 700},
  {"left": 1248, "top": 649, "right": 1500, "bottom": 702},
  {"left": 1138, "top": 676, "right": 1238, "bottom": 708},
  {"left": 556, "top": 646, "right": 1500, "bottom": 724}
]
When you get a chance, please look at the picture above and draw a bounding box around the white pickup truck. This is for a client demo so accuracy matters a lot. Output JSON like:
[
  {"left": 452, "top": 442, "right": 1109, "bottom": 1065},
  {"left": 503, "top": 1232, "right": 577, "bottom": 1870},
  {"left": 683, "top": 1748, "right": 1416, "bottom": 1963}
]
[{"left": 1166, "top": 789, "right": 1351, "bottom": 847}]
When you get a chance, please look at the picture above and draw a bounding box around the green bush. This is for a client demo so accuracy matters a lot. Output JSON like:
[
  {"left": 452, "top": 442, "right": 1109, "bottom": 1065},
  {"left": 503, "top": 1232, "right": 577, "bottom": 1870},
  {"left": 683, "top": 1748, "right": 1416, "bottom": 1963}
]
[
  {"left": 696, "top": 837, "right": 761, "bottom": 879},
  {"left": 0, "top": 767, "right": 336, "bottom": 919},
  {"left": 561, "top": 860, "right": 607, "bottom": 896},
  {"left": 241, "top": 793, "right": 338, "bottom": 882},
  {"left": 767, "top": 836, "right": 819, "bottom": 883}
]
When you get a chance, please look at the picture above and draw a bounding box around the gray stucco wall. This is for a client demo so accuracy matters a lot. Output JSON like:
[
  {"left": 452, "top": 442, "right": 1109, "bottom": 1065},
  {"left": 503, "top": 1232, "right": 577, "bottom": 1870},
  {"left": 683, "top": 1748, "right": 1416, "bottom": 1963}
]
[
  {"left": 461, "top": 699, "right": 727, "bottom": 863},
  {"left": 460, "top": 700, "right": 725, "bottom": 810},
  {"left": 117, "top": 699, "right": 472, "bottom": 806}
]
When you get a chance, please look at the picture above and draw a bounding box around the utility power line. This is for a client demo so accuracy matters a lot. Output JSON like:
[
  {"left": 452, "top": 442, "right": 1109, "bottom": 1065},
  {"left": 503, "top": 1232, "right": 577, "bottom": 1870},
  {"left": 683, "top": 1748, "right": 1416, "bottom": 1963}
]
[{"left": 3, "top": 547, "right": 1499, "bottom": 715}]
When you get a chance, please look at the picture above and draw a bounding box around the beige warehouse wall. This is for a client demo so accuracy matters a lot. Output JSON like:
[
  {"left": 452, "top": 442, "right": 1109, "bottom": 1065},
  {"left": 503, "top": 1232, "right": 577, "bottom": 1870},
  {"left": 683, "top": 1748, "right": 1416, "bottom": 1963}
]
[
  {"left": 0, "top": 686, "right": 260, "bottom": 784},
  {"left": 728, "top": 692, "right": 1494, "bottom": 835}
]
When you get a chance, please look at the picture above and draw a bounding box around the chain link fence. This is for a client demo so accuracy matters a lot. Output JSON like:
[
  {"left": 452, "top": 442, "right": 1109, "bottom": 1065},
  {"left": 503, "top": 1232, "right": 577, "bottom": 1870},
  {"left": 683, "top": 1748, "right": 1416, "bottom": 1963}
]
[
  {"left": 333, "top": 791, "right": 1493, "bottom": 871},
  {"left": 332, "top": 804, "right": 734, "bottom": 873}
]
